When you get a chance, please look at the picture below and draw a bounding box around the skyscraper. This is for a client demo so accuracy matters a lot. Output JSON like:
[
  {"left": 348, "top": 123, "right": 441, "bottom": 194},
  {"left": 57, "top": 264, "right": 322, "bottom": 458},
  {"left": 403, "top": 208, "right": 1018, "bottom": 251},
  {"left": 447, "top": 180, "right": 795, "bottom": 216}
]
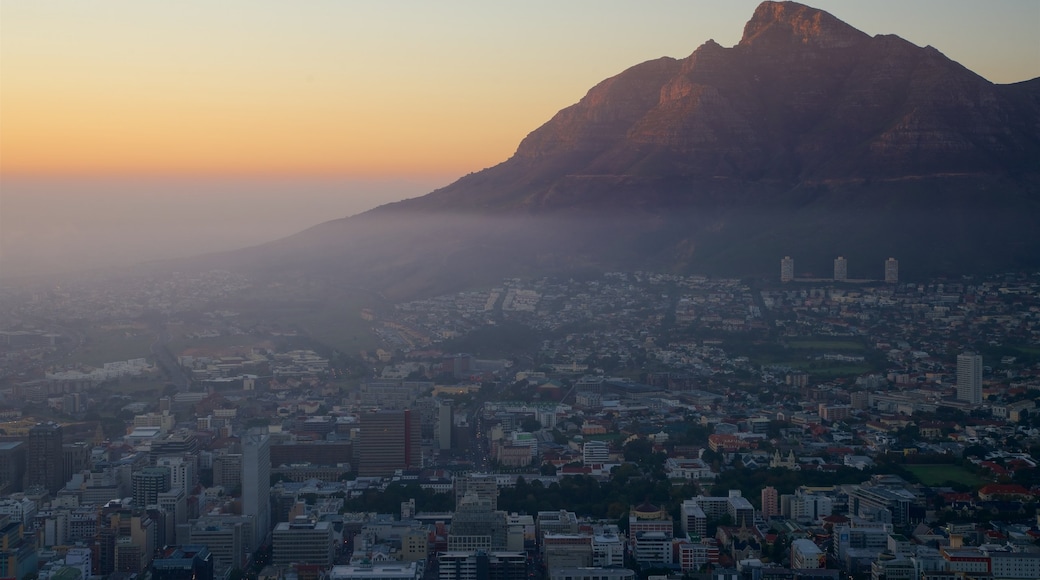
[
  {"left": 359, "top": 410, "right": 421, "bottom": 477},
  {"left": 833, "top": 256, "right": 848, "bottom": 281},
  {"left": 132, "top": 466, "right": 172, "bottom": 507},
  {"left": 885, "top": 258, "right": 899, "bottom": 283},
  {"left": 957, "top": 352, "right": 983, "bottom": 404},
  {"left": 780, "top": 256, "right": 794, "bottom": 282},
  {"left": 25, "top": 422, "right": 63, "bottom": 494},
  {"left": 438, "top": 400, "right": 453, "bottom": 452},
  {"left": 242, "top": 429, "right": 271, "bottom": 546}
]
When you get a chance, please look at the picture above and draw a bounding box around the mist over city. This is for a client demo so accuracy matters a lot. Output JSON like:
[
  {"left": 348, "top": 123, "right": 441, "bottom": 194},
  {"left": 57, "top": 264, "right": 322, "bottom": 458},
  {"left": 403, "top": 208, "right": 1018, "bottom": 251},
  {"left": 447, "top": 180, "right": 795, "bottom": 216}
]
[{"left": 1, "top": 2, "right": 1039, "bottom": 580}]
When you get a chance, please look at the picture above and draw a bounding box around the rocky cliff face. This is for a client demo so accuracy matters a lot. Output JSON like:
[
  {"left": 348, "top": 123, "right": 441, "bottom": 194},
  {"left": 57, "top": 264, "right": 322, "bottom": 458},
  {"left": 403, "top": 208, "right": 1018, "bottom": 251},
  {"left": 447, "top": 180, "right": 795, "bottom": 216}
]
[
  {"left": 503, "top": 0, "right": 1036, "bottom": 188},
  {"left": 200, "top": 2, "right": 1040, "bottom": 298}
]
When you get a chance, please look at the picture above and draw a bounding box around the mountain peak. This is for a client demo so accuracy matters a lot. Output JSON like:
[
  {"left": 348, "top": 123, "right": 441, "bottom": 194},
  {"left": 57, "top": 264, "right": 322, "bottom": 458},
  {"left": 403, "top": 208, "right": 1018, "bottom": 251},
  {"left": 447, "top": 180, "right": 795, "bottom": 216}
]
[{"left": 740, "top": 1, "right": 869, "bottom": 49}]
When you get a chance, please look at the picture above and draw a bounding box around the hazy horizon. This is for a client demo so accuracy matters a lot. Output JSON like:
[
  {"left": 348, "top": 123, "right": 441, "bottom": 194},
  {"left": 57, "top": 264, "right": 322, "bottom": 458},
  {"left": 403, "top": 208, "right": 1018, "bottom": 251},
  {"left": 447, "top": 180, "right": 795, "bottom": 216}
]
[{"left": 0, "top": 175, "right": 447, "bottom": 278}]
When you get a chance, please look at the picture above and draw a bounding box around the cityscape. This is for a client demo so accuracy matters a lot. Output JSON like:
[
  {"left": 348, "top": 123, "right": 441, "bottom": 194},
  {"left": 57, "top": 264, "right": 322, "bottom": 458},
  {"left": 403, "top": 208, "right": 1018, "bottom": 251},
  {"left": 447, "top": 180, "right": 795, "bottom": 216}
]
[
  {"left": 2, "top": 1, "right": 1039, "bottom": 580},
  {"left": 1, "top": 265, "right": 1040, "bottom": 580}
]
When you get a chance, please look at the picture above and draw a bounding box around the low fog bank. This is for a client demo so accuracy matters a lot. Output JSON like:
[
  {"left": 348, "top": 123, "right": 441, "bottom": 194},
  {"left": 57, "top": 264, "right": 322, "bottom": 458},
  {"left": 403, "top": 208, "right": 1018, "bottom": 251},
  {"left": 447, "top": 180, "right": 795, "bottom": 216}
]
[{"left": 0, "top": 175, "right": 445, "bottom": 279}]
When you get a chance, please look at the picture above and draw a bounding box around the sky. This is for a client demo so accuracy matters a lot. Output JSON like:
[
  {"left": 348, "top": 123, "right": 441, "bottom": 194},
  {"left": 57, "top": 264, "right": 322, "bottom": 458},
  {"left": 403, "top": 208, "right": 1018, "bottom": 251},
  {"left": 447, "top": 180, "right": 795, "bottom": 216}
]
[{"left": 2, "top": 0, "right": 1038, "bottom": 277}]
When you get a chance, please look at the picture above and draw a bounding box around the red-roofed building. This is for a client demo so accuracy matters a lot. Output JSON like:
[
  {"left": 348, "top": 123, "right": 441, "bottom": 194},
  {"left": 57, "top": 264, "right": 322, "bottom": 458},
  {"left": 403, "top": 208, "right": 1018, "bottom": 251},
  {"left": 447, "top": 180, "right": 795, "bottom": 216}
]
[{"left": 978, "top": 484, "right": 1033, "bottom": 501}]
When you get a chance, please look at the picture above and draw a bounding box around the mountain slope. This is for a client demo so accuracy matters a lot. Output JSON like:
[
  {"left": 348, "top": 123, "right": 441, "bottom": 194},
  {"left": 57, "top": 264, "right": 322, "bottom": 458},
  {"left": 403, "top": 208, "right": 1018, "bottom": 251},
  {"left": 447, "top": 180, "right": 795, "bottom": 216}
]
[{"left": 211, "top": 1, "right": 1040, "bottom": 299}]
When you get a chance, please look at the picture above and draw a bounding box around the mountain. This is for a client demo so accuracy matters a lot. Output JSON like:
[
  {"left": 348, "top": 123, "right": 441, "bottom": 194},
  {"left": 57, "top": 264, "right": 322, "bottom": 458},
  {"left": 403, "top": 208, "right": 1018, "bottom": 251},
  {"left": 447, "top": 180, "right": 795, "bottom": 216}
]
[{"left": 210, "top": 1, "right": 1040, "bottom": 299}]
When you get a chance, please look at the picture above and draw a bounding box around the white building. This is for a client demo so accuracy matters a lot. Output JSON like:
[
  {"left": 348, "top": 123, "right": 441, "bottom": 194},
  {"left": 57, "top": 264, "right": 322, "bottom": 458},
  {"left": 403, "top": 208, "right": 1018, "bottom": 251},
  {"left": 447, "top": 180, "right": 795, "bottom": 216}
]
[
  {"left": 834, "top": 256, "right": 848, "bottom": 281},
  {"left": 957, "top": 352, "right": 982, "bottom": 404}
]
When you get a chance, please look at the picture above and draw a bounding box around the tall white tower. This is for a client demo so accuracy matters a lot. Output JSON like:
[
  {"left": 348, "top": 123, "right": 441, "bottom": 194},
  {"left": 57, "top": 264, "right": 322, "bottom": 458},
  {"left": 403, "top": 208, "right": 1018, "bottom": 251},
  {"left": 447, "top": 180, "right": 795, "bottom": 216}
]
[
  {"left": 833, "top": 256, "right": 848, "bottom": 282},
  {"left": 780, "top": 256, "right": 794, "bottom": 282},
  {"left": 885, "top": 258, "right": 899, "bottom": 283},
  {"left": 956, "top": 352, "right": 982, "bottom": 404}
]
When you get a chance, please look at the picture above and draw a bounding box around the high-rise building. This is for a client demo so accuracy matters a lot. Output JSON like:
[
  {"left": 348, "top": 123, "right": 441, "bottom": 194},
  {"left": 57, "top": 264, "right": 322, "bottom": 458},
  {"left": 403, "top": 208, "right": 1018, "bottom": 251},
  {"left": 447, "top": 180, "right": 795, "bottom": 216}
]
[
  {"left": 132, "top": 467, "right": 171, "bottom": 507},
  {"left": 761, "top": 486, "right": 779, "bottom": 520},
  {"left": 438, "top": 400, "right": 453, "bottom": 451},
  {"left": 957, "top": 352, "right": 983, "bottom": 404},
  {"left": 0, "top": 442, "right": 26, "bottom": 495},
  {"left": 834, "top": 256, "right": 848, "bottom": 281},
  {"left": 359, "top": 410, "right": 421, "bottom": 477},
  {"left": 25, "top": 422, "right": 63, "bottom": 494},
  {"left": 242, "top": 429, "right": 271, "bottom": 546},
  {"left": 780, "top": 256, "right": 794, "bottom": 282},
  {"left": 884, "top": 257, "right": 899, "bottom": 283}
]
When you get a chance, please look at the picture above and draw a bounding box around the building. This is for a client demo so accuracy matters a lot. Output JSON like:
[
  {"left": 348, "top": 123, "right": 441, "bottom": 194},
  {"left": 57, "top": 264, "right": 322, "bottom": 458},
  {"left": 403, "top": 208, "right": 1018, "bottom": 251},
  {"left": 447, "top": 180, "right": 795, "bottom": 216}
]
[
  {"left": 0, "top": 442, "right": 25, "bottom": 495},
  {"left": 592, "top": 530, "right": 624, "bottom": 567},
  {"left": 272, "top": 517, "right": 334, "bottom": 567},
  {"left": 791, "top": 538, "right": 825, "bottom": 569},
  {"left": 329, "top": 561, "right": 422, "bottom": 580},
  {"left": 549, "top": 568, "right": 635, "bottom": 580},
  {"left": 781, "top": 256, "right": 794, "bottom": 282},
  {"left": 543, "top": 534, "right": 593, "bottom": 569},
  {"left": 150, "top": 545, "right": 214, "bottom": 580},
  {"left": 582, "top": 441, "right": 609, "bottom": 466},
  {"left": 25, "top": 422, "right": 64, "bottom": 494},
  {"left": 628, "top": 502, "right": 672, "bottom": 565},
  {"left": 132, "top": 466, "right": 171, "bottom": 507},
  {"left": 956, "top": 352, "right": 982, "bottom": 404},
  {"left": 884, "top": 258, "right": 898, "bottom": 283},
  {"left": 0, "top": 515, "right": 36, "bottom": 579},
  {"left": 242, "top": 429, "right": 271, "bottom": 546},
  {"left": 536, "top": 510, "right": 579, "bottom": 538},
  {"left": 359, "top": 410, "right": 421, "bottom": 477},
  {"left": 156, "top": 455, "right": 196, "bottom": 497},
  {"left": 450, "top": 493, "right": 507, "bottom": 551},
  {"left": 438, "top": 400, "right": 453, "bottom": 451},
  {"left": 455, "top": 473, "right": 498, "bottom": 511},
  {"left": 761, "top": 486, "right": 779, "bottom": 520},
  {"left": 834, "top": 256, "right": 848, "bottom": 282},
  {"left": 438, "top": 551, "right": 526, "bottom": 580},
  {"left": 680, "top": 500, "right": 707, "bottom": 538},
  {"left": 184, "top": 515, "right": 255, "bottom": 575}
]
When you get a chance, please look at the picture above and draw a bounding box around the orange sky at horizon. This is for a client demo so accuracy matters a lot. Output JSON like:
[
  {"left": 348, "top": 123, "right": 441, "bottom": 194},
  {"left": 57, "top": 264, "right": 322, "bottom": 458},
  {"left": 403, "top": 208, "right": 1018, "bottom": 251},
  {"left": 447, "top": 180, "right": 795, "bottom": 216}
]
[{"left": 3, "top": 0, "right": 1038, "bottom": 180}]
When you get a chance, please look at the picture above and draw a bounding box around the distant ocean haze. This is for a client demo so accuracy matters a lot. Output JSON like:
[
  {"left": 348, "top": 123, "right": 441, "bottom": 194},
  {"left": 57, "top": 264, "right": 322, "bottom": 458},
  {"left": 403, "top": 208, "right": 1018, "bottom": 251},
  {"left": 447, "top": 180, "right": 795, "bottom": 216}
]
[{"left": 0, "top": 175, "right": 445, "bottom": 277}]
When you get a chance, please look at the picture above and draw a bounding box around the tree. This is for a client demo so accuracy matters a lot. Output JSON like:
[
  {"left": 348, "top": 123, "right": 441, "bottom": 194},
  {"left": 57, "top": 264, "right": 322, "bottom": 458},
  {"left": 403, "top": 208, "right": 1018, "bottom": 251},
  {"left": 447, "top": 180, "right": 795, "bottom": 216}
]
[{"left": 521, "top": 417, "right": 542, "bottom": 432}]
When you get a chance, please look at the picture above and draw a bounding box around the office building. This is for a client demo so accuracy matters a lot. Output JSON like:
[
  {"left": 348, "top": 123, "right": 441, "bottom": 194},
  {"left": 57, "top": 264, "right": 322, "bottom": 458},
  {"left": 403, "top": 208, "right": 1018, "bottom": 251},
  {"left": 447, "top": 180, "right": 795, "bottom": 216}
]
[
  {"left": 185, "top": 515, "right": 255, "bottom": 576},
  {"left": 26, "top": 422, "right": 64, "bottom": 494},
  {"left": 761, "top": 486, "right": 779, "bottom": 520},
  {"left": 543, "top": 534, "right": 593, "bottom": 569},
  {"left": 834, "top": 256, "right": 848, "bottom": 281},
  {"left": 549, "top": 569, "right": 635, "bottom": 580},
  {"left": 781, "top": 256, "right": 794, "bottom": 282},
  {"left": 272, "top": 517, "right": 334, "bottom": 567},
  {"left": 452, "top": 493, "right": 507, "bottom": 550},
  {"left": 791, "top": 539, "right": 825, "bottom": 569},
  {"left": 957, "top": 352, "right": 983, "bottom": 404},
  {"left": 359, "top": 410, "right": 421, "bottom": 477},
  {"left": 156, "top": 455, "right": 195, "bottom": 498},
  {"left": 455, "top": 473, "right": 498, "bottom": 511},
  {"left": 62, "top": 442, "right": 91, "bottom": 486},
  {"left": 0, "top": 442, "right": 25, "bottom": 495},
  {"left": 131, "top": 467, "right": 171, "bottom": 507},
  {"left": 884, "top": 257, "right": 898, "bottom": 283},
  {"left": 242, "top": 429, "right": 271, "bottom": 546},
  {"left": 438, "top": 400, "right": 452, "bottom": 451},
  {"left": 151, "top": 545, "right": 214, "bottom": 580},
  {"left": 438, "top": 552, "right": 526, "bottom": 580},
  {"left": 582, "top": 441, "right": 609, "bottom": 466}
]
